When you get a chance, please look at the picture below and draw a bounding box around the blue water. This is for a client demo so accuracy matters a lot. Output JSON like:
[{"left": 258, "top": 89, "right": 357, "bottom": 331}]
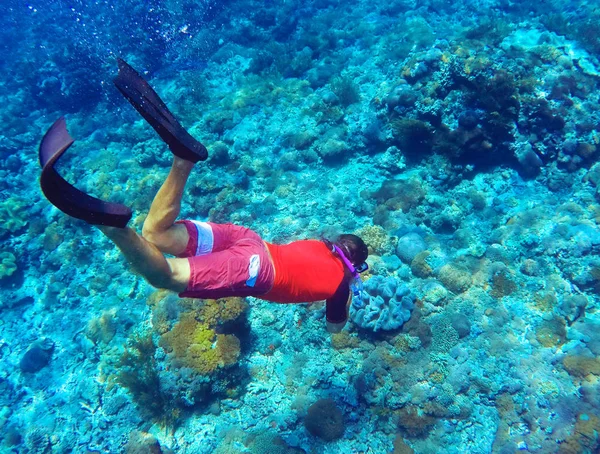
[{"left": 1, "top": 0, "right": 600, "bottom": 452}]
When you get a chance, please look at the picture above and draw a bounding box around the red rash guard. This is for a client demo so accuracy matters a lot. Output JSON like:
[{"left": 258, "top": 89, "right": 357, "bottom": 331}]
[{"left": 262, "top": 239, "right": 346, "bottom": 304}]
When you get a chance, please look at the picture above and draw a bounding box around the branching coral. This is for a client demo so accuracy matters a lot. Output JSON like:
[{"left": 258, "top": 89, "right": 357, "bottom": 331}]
[{"left": 391, "top": 118, "right": 434, "bottom": 154}]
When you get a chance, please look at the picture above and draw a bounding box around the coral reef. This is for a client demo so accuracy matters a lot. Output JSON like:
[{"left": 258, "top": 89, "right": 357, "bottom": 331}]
[
  {"left": 351, "top": 275, "right": 416, "bottom": 331},
  {"left": 3, "top": 0, "right": 600, "bottom": 452}
]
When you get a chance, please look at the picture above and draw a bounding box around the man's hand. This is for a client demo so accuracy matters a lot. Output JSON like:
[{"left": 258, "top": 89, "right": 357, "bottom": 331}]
[{"left": 327, "top": 320, "right": 346, "bottom": 333}]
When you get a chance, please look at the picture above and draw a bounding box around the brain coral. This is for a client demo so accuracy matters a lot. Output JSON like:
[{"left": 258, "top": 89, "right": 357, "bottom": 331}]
[{"left": 351, "top": 275, "right": 415, "bottom": 331}]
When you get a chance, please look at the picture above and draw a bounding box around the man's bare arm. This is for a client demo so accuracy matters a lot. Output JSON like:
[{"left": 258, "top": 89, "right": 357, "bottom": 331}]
[{"left": 326, "top": 291, "right": 351, "bottom": 333}]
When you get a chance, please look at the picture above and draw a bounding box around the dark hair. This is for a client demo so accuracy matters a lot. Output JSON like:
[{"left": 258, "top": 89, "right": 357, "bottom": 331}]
[{"left": 335, "top": 234, "right": 368, "bottom": 266}]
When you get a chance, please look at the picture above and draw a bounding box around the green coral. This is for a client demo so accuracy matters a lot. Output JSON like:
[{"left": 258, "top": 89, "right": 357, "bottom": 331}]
[
  {"left": 0, "top": 252, "right": 17, "bottom": 279},
  {"left": 0, "top": 197, "right": 27, "bottom": 239}
]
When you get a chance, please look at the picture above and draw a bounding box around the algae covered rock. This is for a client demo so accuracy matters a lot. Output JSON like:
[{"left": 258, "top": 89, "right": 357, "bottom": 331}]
[
  {"left": 396, "top": 232, "right": 427, "bottom": 264},
  {"left": 0, "top": 251, "right": 17, "bottom": 280},
  {"left": 304, "top": 398, "right": 345, "bottom": 441},
  {"left": 438, "top": 262, "right": 472, "bottom": 293},
  {"left": 20, "top": 338, "right": 55, "bottom": 373}
]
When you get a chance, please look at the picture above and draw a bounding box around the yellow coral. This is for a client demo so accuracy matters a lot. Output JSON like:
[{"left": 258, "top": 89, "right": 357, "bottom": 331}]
[
  {"left": 331, "top": 332, "right": 359, "bottom": 350},
  {"left": 357, "top": 225, "right": 392, "bottom": 256},
  {"left": 199, "top": 297, "right": 248, "bottom": 326},
  {"left": 535, "top": 317, "right": 566, "bottom": 348},
  {"left": 187, "top": 343, "right": 220, "bottom": 374},
  {"left": 563, "top": 355, "right": 600, "bottom": 378},
  {"left": 146, "top": 289, "right": 171, "bottom": 308},
  {"left": 191, "top": 323, "right": 216, "bottom": 346},
  {"left": 411, "top": 251, "right": 432, "bottom": 278},
  {"left": 558, "top": 414, "right": 600, "bottom": 454},
  {"left": 159, "top": 312, "right": 199, "bottom": 357},
  {"left": 159, "top": 312, "right": 241, "bottom": 376}
]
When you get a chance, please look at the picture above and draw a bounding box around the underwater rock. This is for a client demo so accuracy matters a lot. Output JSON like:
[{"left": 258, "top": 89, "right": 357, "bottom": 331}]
[
  {"left": 124, "top": 431, "right": 165, "bottom": 454},
  {"left": 20, "top": 338, "right": 55, "bottom": 373},
  {"left": 515, "top": 142, "right": 543, "bottom": 171},
  {"left": 396, "top": 232, "right": 427, "bottom": 264},
  {"left": 570, "top": 317, "right": 600, "bottom": 355},
  {"left": 559, "top": 295, "right": 587, "bottom": 324},
  {"left": 421, "top": 281, "right": 448, "bottom": 305},
  {"left": 304, "top": 398, "right": 345, "bottom": 441},
  {"left": 457, "top": 110, "right": 481, "bottom": 130},
  {"left": 384, "top": 84, "right": 418, "bottom": 110},
  {"left": 438, "top": 263, "right": 472, "bottom": 294},
  {"left": 24, "top": 427, "right": 51, "bottom": 454},
  {"left": 449, "top": 313, "right": 471, "bottom": 338}
]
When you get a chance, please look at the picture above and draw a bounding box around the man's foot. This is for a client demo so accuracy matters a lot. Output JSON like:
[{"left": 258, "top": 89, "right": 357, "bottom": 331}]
[
  {"left": 39, "top": 117, "right": 133, "bottom": 228},
  {"left": 113, "top": 58, "right": 208, "bottom": 163}
]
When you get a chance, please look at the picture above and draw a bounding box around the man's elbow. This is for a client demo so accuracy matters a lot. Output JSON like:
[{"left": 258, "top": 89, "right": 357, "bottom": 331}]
[{"left": 327, "top": 320, "right": 346, "bottom": 333}]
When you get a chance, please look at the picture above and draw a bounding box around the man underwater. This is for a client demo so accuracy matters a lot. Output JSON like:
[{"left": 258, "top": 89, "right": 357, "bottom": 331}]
[{"left": 39, "top": 59, "right": 369, "bottom": 333}]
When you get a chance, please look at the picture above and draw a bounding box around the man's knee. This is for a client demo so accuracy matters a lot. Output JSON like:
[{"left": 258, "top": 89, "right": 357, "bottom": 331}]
[
  {"left": 142, "top": 222, "right": 188, "bottom": 256},
  {"left": 142, "top": 224, "right": 173, "bottom": 252},
  {"left": 147, "top": 258, "right": 189, "bottom": 292},
  {"left": 146, "top": 272, "right": 185, "bottom": 293},
  {"left": 142, "top": 221, "right": 161, "bottom": 245}
]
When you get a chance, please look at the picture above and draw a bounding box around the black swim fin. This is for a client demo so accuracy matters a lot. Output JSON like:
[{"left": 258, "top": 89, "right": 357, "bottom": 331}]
[
  {"left": 113, "top": 58, "right": 208, "bottom": 163},
  {"left": 39, "top": 117, "right": 132, "bottom": 228}
]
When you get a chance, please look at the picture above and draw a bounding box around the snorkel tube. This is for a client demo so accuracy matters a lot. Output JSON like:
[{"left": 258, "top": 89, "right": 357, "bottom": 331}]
[{"left": 333, "top": 244, "right": 366, "bottom": 298}]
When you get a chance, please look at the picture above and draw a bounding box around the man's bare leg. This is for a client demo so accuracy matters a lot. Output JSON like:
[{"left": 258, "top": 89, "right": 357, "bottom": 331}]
[
  {"left": 99, "top": 225, "right": 189, "bottom": 292},
  {"left": 142, "top": 157, "right": 195, "bottom": 255},
  {"left": 98, "top": 156, "right": 196, "bottom": 292}
]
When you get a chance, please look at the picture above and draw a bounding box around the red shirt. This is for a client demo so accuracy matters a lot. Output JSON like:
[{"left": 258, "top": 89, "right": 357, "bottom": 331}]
[{"left": 262, "top": 240, "right": 345, "bottom": 303}]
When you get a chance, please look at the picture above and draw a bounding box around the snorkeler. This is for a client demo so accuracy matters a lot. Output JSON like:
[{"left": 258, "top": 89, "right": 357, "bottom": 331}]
[{"left": 39, "top": 59, "right": 369, "bottom": 333}]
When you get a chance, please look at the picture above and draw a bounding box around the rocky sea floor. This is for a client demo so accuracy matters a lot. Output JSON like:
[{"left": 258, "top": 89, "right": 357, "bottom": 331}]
[{"left": 1, "top": 0, "right": 600, "bottom": 452}]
